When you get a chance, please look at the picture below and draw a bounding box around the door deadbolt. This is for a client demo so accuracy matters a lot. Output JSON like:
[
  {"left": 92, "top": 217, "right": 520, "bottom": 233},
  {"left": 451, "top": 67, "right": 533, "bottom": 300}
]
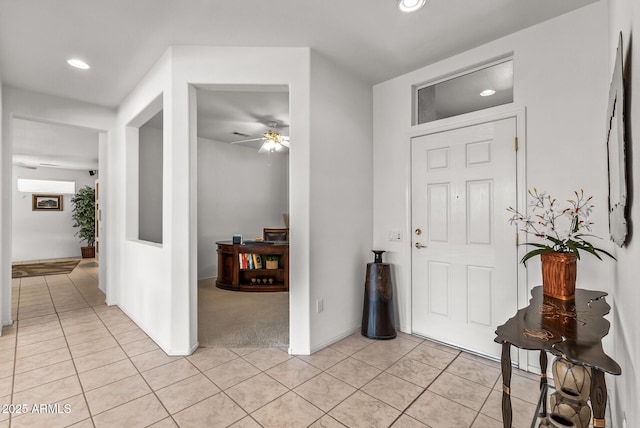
[{"left": 415, "top": 228, "right": 422, "bottom": 235}]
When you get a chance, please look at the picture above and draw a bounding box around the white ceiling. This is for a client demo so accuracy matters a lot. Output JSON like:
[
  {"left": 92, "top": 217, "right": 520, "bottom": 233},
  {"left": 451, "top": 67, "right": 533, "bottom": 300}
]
[{"left": 0, "top": 0, "right": 598, "bottom": 109}]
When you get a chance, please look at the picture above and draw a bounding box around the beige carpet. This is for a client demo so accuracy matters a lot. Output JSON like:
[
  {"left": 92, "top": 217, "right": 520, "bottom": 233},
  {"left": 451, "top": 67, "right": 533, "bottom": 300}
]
[
  {"left": 12, "top": 259, "right": 81, "bottom": 278},
  {"left": 198, "top": 278, "right": 289, "bottom": 348}
]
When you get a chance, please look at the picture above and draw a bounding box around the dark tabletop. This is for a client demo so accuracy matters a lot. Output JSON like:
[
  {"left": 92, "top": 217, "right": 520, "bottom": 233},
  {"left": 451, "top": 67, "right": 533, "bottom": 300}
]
[{"left": 495, "top": 286, "right": 621, "bottom": 375}]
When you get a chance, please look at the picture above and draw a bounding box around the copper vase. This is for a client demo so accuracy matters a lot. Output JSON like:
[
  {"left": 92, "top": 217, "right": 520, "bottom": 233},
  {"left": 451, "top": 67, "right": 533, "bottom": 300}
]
[{"left": 541, "top": 252, "right": 577, "bottom": 300}]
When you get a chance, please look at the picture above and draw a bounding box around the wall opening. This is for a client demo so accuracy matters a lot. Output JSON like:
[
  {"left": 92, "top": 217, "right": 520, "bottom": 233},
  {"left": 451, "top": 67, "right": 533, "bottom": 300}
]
[{"left": 125, "top": 94, "right": 163, "bottom": 244}]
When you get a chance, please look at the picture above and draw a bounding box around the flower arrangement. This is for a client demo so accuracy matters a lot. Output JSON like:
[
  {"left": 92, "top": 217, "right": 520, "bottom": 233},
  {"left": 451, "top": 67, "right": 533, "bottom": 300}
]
[{"left": 507, "top": 189, "right": 614, "bottom": 265}]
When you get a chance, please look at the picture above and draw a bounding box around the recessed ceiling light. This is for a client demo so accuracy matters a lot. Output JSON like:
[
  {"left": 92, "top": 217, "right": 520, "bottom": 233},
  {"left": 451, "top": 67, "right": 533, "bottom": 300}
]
[
  {"left": 398, "top": 0, "right": 427, "bottom": 13},
  {"left": 67, "top": 58, "right": 90, "bottom": 70},
  {"left": 480, "top": 89, "right": 496, "bottom": 97}
]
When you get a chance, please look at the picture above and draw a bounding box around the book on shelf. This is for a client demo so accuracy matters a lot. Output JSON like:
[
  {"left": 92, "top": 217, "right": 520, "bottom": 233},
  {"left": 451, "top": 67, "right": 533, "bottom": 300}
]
[
  {"left": 253, "top": 254, "right": 263, "bottom": 269},
  {"left": 239, "top": 253, "right": 264, "bottom": 270}
]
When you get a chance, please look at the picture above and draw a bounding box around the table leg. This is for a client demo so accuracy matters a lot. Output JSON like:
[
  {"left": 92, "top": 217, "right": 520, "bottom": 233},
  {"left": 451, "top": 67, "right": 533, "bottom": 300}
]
[
  {"left": 590, "top": 369, "right": 607, "bottom": 427},
  {"left": 539, "top": 351, "right": 548, "bottom": 417},
  {"left": 501, "top": 343, "right": 512, "bottom": 428}
]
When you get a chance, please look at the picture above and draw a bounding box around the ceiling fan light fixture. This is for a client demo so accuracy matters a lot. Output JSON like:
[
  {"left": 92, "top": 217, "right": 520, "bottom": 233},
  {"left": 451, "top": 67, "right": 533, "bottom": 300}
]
[
  {"left": 67, "top": 58, "right": 90, "bottom": 70},
  {"left": 398, "top": 0, "right": 426, "bottom": 13}
]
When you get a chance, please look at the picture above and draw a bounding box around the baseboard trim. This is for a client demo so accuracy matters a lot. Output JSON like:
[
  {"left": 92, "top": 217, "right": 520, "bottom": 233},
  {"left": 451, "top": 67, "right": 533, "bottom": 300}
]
[{"left": 309, "top": 325, "right": 360, "bottom": 354}]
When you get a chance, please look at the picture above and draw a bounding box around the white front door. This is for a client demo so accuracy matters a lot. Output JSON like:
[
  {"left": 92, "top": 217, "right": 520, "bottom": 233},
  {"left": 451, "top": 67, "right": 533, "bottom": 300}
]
[{"left": 411, "top": 118, "right": 518, "bottom": 358}]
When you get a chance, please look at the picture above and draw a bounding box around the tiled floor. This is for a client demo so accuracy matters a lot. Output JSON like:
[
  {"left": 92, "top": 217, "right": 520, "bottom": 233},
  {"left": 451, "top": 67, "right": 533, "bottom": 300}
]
[{"left": 0, "top": 259, "right": 543, "bottom": 427}]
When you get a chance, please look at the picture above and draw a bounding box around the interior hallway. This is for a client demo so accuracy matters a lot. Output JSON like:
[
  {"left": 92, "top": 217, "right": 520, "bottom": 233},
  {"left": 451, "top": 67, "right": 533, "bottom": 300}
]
[{"left": 1, "top": 260, "right": 543, "bottom": 427}]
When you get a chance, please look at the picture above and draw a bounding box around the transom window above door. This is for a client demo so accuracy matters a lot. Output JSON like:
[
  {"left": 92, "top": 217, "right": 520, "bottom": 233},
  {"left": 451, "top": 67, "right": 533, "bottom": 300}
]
[{"left": 414, "top": 59, "right": 514, "bottom": 125}]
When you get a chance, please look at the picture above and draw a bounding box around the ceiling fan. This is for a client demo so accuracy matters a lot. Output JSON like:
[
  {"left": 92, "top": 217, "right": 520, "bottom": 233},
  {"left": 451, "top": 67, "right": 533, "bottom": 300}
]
[{"left": 230, "top": 121, "right": 290, "bottom": 153}]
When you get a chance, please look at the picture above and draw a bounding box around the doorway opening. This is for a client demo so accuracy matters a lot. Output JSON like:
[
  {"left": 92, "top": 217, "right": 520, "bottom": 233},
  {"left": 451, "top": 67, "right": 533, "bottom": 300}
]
[
  {"left": 195, "top": 85, "right": 290, "bottom": 348},
  {"left": 10, "top": 116, "right": 106, "bottom": 318}
]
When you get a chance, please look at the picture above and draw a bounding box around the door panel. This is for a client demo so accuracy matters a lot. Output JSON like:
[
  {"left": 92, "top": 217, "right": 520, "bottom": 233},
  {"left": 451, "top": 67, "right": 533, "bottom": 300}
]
[{"left": 411, "top": 118, "right": 517, "bottom": 358}]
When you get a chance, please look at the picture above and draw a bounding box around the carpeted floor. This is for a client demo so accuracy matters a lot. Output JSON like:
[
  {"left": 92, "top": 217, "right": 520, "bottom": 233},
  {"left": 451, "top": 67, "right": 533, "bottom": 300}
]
[
  {"left": 198, "top": 278, "right": 289, "bottom": 348},
  {"left": 12, "top": 259, "right": 81, "bottom": 278}
]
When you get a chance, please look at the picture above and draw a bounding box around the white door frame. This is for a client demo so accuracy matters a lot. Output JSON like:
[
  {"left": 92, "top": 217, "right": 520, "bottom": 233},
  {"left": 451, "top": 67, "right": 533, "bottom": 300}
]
[{"left": 407, "top": 104, "right": 528, "bottom": 367}]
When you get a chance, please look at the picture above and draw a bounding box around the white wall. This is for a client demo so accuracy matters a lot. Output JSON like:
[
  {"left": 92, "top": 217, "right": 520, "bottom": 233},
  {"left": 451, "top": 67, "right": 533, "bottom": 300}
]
[
  {"left": 1, "top": 86, "right": 116, "bottom": 327},
  {"left": 116, "top": 47, "right": 312, "bottom": 355},
  {"left": 607, "top": 0, "right": 640, "bottom": 425},
  {"left": 374, "top": 3, "right": 611, "bottom": 336},
  {"left": 309, "top": 51, "right": 373, "bottom": 351},
  {"left": 12, "top": 167, "right": 96, "bottom": 261},
  {"left": 138, "top": 125, "right": 163, "bottom": 244},
  {"left": 197, "top": 137, "right": 288, "bottom": 280},
  {"left": 0, "top": 76, "right": 5, "bottom": 331}
]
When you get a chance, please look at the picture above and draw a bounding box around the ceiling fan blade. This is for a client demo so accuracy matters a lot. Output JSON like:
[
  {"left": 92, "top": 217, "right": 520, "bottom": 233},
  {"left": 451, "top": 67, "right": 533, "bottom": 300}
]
[
  {"left": 280, "top": 139, "right": 290, "bottom": 147},
  {"left": 230, "top": 137, "right": 262, "bottom": 144}
]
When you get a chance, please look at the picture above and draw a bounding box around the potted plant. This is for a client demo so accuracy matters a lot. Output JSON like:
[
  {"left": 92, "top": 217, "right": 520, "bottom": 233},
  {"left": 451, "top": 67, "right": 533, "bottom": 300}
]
[
  {"left": 508, "top": 189, "right": 614, "bottom": 300},
  {"left": 71, "top": 186, "right": 96, "bottom": 258},
  {"left": 264, "top": 255, "right": 279, "bottom": 269}
]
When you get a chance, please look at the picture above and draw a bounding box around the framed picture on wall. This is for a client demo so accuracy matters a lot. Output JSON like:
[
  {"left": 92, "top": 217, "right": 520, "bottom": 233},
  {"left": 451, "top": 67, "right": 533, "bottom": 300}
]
[{"left": 32, "top": 194, "right": 63, "bottom": 211}]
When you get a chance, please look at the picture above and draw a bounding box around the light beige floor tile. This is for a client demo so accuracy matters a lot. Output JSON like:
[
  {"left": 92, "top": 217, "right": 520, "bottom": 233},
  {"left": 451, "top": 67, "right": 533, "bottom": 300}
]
[
  {"left": 203, "top": 358, "right": 261, "bottom": 390},
  {"left": 130, "top": 348, "right": 181, "bottom": 372},
  {"left": 225, "top": 373, "right": 288, "bottom": 413},
  {"left": 73, "top": 345, "right": 128, "bottom": 373},
  {"left": 446, "top": 356, "right": 501, "bottom": 388},
  {"left": 12, "top": 359, "right": 77, "bottom": 393},
  {"left": 294, "top": 373, "right": 356, "bottom": 412},
  {"left": 0, "top": 396, "right": 10, "bottom": 423},
  {"left": 16, "top": 337, "right": 67, "bottom": 360},
  {"left": 395, "top": 332, "right": 424, "bottom": 344},
  {"left": 429, "top": 371, "right": 492, "bottom": 411},
  {"left": 10, "top": 393, "right": 90, "bottom": 428},
  {"left": 265, "top": 357, "right": 321, "bottom": 389},
  {"left": 15, "top": 347, "right": 71, "bottom": 374},
  {"left": 308, "top": 415, "right": 347, "bottom": 427},
  {"left": 494, "top": 372, "right": 543, "bottom": 405},
  {"left": 148, "top": 417, "right": 179, "bottom": 428},
  {"left": 229, "top": 416, "right": 262, "bottom": 427},
  {"left": 93, "top": 393, "right": 168, "bottom": 428},
  {"left": 0, "top": 376, "right": 12, "bottom": 397},
  {"left": 112, "top": 328, "right": 148, "bottom": 345},
  {"left": 422, "top": 339, "right": 462, "bottom": 355},
  {"left": 252, "top": 391, "right": 324, "bottom": 428},
  {"left": 405, "top": 342, "right": 459, "bottom": 369},
  {"left": 142, "top": 358, "right": 200, "bottom": 391},
  {"left": 61, "top": 319, "right": 106, "bottom": 336},
  {"left": 351, "top": 345, "right": 403, "bottom": 370},
  {"left": 298, "top": 347, "right": 348, "bottom": 371},
  {"left": 121, "top": 337, "right": 160, "bottom": 357},
  {"left": 13, "top": 375, "right": 82, "bottom": 406},
  {"left": 56, "top": 307, "right": 96, "bottom": 320},
  {"left": 173, "top": 393, "right": 246, "bottom": 428},
  {"left": 85, "top": 374, "right": 151, "bottom": 415},
  {"left": 0, "top": 361, "right": 14, "bottom": 379},
  {"left": 17, "top": 320, "right": 60, "bottom": 336},
  {"left": 155, "top": 373, "right": 220, "bottom": 414},
  {"left": 480, "top": 389, "right": 537, "bottom": 428},
  {"left": 67, "top": 418, "right": 96, "bottom": 428},
  {"left": 406, "top": 390, "right": 476, "bottom": 428},
  {"left": 460, "top": 351, "right": 502, "bottom": 369},
  {"left": 69, "top": 336, "right": 119, "bottom": 359},
  {"left": 391, "top": 414, "right": 429, "bottom": 427},
  {"left": 370, "top": 336, "right": 421, "bottom": 355},
  {"left": 187, "top": 347, "right": 238, "bottom": 371},
  {"left": 386, "top": 356, "right": 442, "bottom": 388},
  {"left": 329, "top": 335, "right": 371, "bottom": 356},
  {"left": 228, "top": 347, "right": 261, "bottom": 356},
  {"left": 65, "top": 327, "right": 112, "bottom": 346},
  {"left": 361, "top": 372, "right": 424, "bottom": 411},
  {"left": 329, "top": 390, "right": 401, "bottom": 428},
  {"left": 325, "top": 357, "right": 382, "bottom": 389},
  {"left": 106, "top": 320, "right": 140, "bottom": 335},
  {"left": 16, "top": 328, "right": 64, "bottom": 347},
  {"left": 78, "top": 359, "right": 138, "bottom": 391},
  {"left": 242, "top": 347, "right": 291, "bottom": 371},
  {"left": 472, "top": 413, "right": 503, "bottom": 428}
]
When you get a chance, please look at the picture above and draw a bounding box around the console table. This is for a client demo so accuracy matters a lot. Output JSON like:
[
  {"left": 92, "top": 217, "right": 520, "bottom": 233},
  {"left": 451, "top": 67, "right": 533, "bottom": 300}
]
[
  {"left": 216, "top": 241, "right": 289, "bottom": 292},
  {"left": 494, "top": 287, "right": 621, "bottom": 428}
]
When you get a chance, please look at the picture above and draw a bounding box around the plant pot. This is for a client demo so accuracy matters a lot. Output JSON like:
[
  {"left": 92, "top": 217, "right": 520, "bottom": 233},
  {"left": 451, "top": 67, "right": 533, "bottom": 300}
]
[
  {"left": 81, "top": 246, "right": 95, "bottom": 259},
  {"left": 541, "top": 252, "right": 577, "bottom": 300},
  {"left": 265, "top": 260, "right": 278, "bottom": 269},
  {"left": 552, "top": 357, "right": 592, "bottom": 402}
]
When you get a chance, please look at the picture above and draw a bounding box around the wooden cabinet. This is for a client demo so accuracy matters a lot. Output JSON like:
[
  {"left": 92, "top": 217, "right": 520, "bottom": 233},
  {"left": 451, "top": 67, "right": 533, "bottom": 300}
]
[{"left": 216, "top": 241, "right": 289, "bottom": 292}]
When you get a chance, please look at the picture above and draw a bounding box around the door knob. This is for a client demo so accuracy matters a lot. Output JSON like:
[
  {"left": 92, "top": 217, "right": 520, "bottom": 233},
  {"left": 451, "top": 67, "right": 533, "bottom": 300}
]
[{"left": 415, "top": 242, "right": 426, "bottom": 249}]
